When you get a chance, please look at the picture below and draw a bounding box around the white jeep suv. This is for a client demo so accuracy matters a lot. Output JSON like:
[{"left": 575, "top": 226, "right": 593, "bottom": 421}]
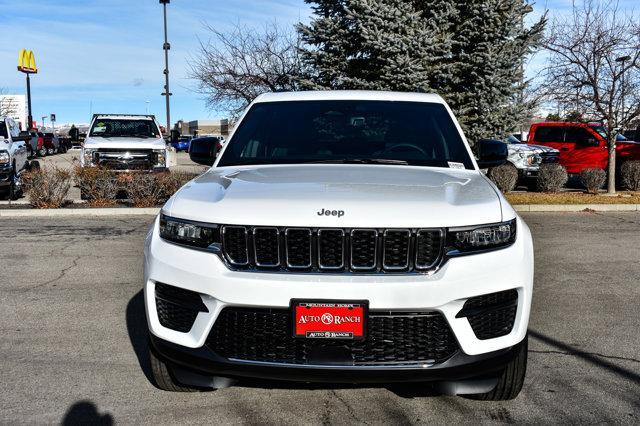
[{"left": 144, "top": 91, "right": 534, "bottom": 400}]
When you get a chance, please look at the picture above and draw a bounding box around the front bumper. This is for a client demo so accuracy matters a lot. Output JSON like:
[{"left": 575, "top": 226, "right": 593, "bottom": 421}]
[
  {"left": 517, "top": 167, "right": 539, "bottom": 181},
  {"left": 143, "top": 215, "right": 534, "bottom": 379},
  {"left": 150, "top": 332, "right": 521, "bottom": 384}
]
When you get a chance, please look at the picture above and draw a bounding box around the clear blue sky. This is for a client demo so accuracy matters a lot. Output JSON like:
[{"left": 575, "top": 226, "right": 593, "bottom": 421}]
[{"left": 0, "top": 1, "right": 633, "bottom": 125}]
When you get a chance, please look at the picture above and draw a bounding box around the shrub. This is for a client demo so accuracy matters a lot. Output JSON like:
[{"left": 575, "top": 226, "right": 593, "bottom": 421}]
[
  {"left": 537, "top": 163, "right": 568, "bottom": 193},
  {"left": 621, "top": 161, "right": 640, "bottom": 191},
  {"left": 21, "top": 166, "right": 71, "bottom": 208},
  {"left": 488, "top": 164, "right": 518, "bottom": 193},
  {"left": 126, "top": 171, "right": 198, "bottom": 207},
  {"left": 157, "top": 171, "right": 198, "bottom": 199},
  {"left": 126, "top": 173, "right": 166, "bottom": 207},
  {"left": 73, "top": 166, "right": 119, "bottom": 207},
  {"left": 579, "top": 168, "right": 606, "bottom": 194}
]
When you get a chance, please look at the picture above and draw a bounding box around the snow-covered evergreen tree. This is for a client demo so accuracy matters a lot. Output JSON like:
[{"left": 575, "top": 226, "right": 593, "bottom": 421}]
[
  {"left": 433, "top": 0, "right": 545, "bottom": 143},
  {"left": 298, "top": 0, "right": 454, "bottom": 92},
  {"left": 299, "top": 0, "right": 544, "bottom": 144}
]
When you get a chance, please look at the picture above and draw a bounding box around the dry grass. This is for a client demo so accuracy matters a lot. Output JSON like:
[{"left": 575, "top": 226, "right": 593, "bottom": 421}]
[{"left": 506, "top": 191, "right": 640, "bottom": 205}]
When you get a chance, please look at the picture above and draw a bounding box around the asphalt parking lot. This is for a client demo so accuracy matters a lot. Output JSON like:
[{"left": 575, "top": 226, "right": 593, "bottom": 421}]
[{"left": 0, "top": 212, "right": 638, "bottom": 424}]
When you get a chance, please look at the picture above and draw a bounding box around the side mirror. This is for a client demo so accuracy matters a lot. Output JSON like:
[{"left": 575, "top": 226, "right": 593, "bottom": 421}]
[
  {"left": 170, "top": 129, "right": 180, "bottom": 144},
  {"left": 476, "top": 139, "right": 508, "bottom": 169},
  {"left": 189, "top": 138, "right": 216, "bottom": 166}
]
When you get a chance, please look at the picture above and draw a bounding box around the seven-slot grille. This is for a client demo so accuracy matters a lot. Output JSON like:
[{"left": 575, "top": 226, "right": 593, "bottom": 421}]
[{"left": 220, "top": 225, "right": 443, "bottom": 273}]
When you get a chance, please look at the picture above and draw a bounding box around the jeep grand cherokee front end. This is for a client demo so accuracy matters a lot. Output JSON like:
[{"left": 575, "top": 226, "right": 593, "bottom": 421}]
[{"left": 144, "top": 91, "right": 534, "bottom": 399}]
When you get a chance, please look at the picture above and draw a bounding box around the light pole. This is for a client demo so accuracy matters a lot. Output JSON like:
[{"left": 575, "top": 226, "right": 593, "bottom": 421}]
[
  {"left": 160, "top": 0, "right": 172, "bottom": 134},
  {"left": 615, "top": 55, "right": 631, "bottom": 129},
  {"left": 145, "top": 100, "right": 150, "bottom": 114},
  {"left": 41, "top": 116, "right": 46, "bottom": 130}
]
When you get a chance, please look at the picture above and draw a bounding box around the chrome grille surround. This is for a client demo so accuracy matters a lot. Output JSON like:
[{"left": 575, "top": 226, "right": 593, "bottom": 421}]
[
  {"left": 382, "top": 229, "right": 411, "bottom": 270},
  {"left": 253, "top": 227, "right": 280, "bottom": 267},
  {"left": 415, "top": 229, "right": 444, "bottom": 270},
  {"left": 221, "top": 226, "right": 249, "bottom": 266},
  {"left": 317, "top": 229, "right": 345, "bottom": 270},
  {"left": 285, "top": 228, "right": 313, "bottom": 269},
  {"left": 350, "top": 229, "right": 378, "bottom": 271}
]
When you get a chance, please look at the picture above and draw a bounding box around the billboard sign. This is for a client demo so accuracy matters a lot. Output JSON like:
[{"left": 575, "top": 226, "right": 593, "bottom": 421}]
[{"left": 17, "top": 49, "right": 37, "bottom": 74}]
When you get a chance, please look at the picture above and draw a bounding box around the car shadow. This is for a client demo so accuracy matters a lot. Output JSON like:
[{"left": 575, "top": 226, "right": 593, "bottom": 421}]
[
  {"left": 126, "top": 290, "right": 153, "bottom": 385},
  {"left": 61, "top": 400, "right": 113, "bottom": 425},
  {"left": 528, "top": 329, "right": 640, "bottom": 385}
]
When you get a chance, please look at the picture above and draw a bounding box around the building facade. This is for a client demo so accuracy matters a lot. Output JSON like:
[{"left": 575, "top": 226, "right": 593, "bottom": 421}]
[
  {"left": 175, "top": 119, "right": 230, "bottom": 137},
  {"left": 0, "top": 95, "right": 27, "bottom": 129}
]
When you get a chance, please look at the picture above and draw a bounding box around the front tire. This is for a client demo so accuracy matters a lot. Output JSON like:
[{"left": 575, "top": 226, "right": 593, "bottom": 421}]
[
  {"left": 150, "top": 348, "right": 200, "bottom": 392},
  {"left": 467, "top": 335, "right": 528, "bottom": 401},
  {"left": 7, "top": 165, "right": 22, "bottom": 201}
]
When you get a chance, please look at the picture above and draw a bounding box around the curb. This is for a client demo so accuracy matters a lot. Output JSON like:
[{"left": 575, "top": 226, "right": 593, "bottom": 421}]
[
  {"left": 0, "top": 207, "right": 160, "bottom": 217},
  {"left": 513, "top": 204, "right": 640, "bottom": 212}
]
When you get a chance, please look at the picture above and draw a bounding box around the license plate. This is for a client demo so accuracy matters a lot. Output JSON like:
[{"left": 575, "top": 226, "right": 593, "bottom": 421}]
[{"left": 292, "top": 300, "right": 367, "bottom": 339}]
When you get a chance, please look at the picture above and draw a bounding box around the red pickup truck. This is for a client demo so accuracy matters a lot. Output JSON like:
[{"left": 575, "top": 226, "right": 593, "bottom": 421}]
[{"left": 527, "top": 122, "right": 640, "bottom": 174}]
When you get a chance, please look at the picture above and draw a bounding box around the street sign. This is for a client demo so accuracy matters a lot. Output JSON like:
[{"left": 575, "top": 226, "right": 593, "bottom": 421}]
[
  {"left": 17, "top": 49, "right": 37, "bottom": 74},
  {"left": 50, "top": 114, "right": 56, "bottom": 122}
]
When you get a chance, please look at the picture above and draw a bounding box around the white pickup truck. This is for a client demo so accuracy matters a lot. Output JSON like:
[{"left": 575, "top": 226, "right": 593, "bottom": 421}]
[
  {"left": 81, "top": 114, "right": 169, "bottom": 171},
  {"left": 0, "top": 116, "right": 30, "bottom": 200}
]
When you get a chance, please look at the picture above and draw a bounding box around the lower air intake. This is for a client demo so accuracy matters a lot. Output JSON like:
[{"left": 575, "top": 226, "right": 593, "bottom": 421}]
[
  {"left": 155, "top": 282, "right": 208, "bottom": 333},
  {"left": 457, "top": 289, "right": 518, "bottom": 340},
  {"left": 207, "top": 308, "right": 459, "bottom": 366}
]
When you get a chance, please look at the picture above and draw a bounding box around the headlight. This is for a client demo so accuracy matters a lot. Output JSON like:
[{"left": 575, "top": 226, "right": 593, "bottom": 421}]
[
  {"left": 83, "top": 148, "right": 95, "bottom": 165},
  {"left": 447, "top": 219, "right": 516, "bottom": 254},
  {"left": 526, "top": 154, "right": 541, "bottom": 166},
  {"left": 154, "top": 149, "right": 166, "bottom": 166},
  {"left": 159, "top": 214, "right": 219, "bottom": 249},
  {"left": 0, "top": 151, "right": 9, "bottom": 166}
]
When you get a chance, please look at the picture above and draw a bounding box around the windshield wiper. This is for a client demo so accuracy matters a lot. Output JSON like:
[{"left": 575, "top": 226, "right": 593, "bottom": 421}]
[{"left": 309, "top": 158, "right": 409, "bottom": 165}]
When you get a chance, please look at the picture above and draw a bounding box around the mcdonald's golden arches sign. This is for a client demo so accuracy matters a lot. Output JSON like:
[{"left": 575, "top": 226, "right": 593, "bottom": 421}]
[{"left": 17, "top": 49, "right": 37, "bottom": 74}]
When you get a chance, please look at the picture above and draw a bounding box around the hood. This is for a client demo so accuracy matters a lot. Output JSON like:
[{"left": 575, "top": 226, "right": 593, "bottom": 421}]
[
  {"left": 509, "top": 143, "right": 559, "bottom": 154},
  {"left": 618, "top": 139, "right": 640, "bottom": 146},
  {"left": 163, "top": 165, "right": 505, "bottom": 228},
  {"left": 84, "top": 136, "right": 166, "bottom": 150}
]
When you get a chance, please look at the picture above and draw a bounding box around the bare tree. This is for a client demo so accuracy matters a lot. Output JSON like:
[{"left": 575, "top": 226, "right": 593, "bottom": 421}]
[
  {"left": 542, "top": 0, "right": 640, "bottom": 193},
  {"left": 189, "top": 22, "right": 304, "bottom": 117}
]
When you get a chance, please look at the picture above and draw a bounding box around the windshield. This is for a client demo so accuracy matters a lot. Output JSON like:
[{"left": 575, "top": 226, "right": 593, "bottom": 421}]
[
  {"left": 217, "top": 100, "right": 474, "bottom": 169},
  {"left": 89, "top": 118, "right": 160, "bottom": 138},
  {"left": 0, "top": 122, "right": 7, "bottom": 139},
  {"left": 591, "top": 125, "right": 628, "bottom": 142},
  {"left": 506, "top": 135, "right": 522, "bottom": 144},
  {"left": 591, "top": 125, "right": 608, "bottom": 140}
]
